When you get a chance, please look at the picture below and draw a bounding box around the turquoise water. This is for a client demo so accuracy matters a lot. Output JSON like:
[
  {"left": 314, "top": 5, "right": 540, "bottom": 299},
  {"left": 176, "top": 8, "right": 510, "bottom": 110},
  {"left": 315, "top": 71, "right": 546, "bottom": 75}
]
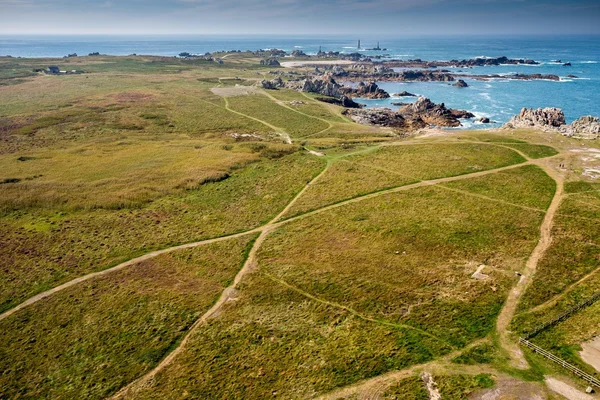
[{"left": 1, "top": 34, "right": 598, "bottom": 126}]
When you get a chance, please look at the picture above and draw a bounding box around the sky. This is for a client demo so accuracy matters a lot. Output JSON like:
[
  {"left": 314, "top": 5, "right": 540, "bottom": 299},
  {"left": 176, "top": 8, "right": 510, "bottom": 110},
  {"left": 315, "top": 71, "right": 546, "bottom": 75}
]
[{"left": 1, "top": 0, "right": 599, "bottom": 35}]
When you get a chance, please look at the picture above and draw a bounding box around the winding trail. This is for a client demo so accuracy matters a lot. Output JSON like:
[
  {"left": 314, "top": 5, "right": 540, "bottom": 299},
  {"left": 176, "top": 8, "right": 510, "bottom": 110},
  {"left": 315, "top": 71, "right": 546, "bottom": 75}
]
[
  {"left": 0, "top": 157, "right": 533, "bottom": 323},
  {"left": 263, "top": 272, "right": 453, "bottom": 348},
  {"left": 0, "top": 138, "right": 567, "bottom": 400},
  {"left": 0, "top": 229, "right": 261, "bottom": 323},
  {"left": 110, "top": 162, "right": 332, "bottom": 399},
  {"left": 495, "top": 159, "right": 564, "bottom": 369},
  {"left": 316, "top": 338, "right": 493, "bottom": 400},
  {"left": 221, "top": 96, "right": 292, "bottom": 144},
  {"left": 520, "top": 264, "right": 600, "bottom": 316}
]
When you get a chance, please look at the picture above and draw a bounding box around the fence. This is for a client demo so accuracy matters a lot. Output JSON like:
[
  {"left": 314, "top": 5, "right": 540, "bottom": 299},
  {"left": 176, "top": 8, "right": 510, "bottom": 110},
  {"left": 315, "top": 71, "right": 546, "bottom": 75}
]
[
  {"left": 519, "top": 291, "right": 600, "bottom": 389},
  {"left": 524, "top": 291, "right": 600, "bottom": 340},
  {"left": 519, "top": 338, "right": 600, "bottom": 388}
]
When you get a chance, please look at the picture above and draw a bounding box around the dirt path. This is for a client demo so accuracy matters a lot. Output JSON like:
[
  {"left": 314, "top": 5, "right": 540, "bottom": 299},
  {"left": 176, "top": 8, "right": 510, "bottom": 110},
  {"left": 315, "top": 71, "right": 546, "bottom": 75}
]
[
  {"left": 110, "top": 163, "right": 331, "bottom": 399},
  {"left": 316, "top": 339, "right": 493, "bottom": 400},
  {"left": 495, "top": 160, "right": 564, "bottom": 369},
  {"left": 545, "top": 377, "right": 595, "bottom": 400},
  {"left": 278, "top": 159, "right": 534, "bottom": 225},
  {"left": 521, "top": 265, "right": 600, "bottom": 316},
  {"left": 264, "top": 272, "right": 453, "bottom": 347},
  {"left": 0, "top": 158, "right": 533, "bottom": 322},
  {"left": 111, "top": 227, "right": 274, "bottom": 399},
  {"left": 0, "top": 229, "right": 261, "bottom": 323},
  {"left": 222, "top": 96, "right": 292, "bottom": 144}
]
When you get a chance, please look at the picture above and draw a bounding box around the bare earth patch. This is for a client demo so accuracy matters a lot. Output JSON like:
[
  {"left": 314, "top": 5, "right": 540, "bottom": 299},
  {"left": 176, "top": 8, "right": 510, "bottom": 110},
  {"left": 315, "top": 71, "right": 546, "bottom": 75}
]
[
  {"left": 545, "top": 377, "right": 595, "bottom": 400},
  {"left": 210, "top": 86, "right": 260, "bottom": 97},
  {"left": 470, "top": 376, "right": 547, "bottom": 400},
  {"left": 580, "top": 336, "right": 600, "bottom": 373}
]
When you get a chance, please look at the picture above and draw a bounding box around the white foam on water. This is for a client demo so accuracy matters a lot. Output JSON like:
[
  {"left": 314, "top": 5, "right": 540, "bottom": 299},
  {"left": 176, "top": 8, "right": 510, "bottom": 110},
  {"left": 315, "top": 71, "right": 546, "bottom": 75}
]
[
  {"left": 580, "top": 61, "right": 598, "bottom": 64},
  {"left": 479, "top": 92, "right": 492, "bottom": 101}
]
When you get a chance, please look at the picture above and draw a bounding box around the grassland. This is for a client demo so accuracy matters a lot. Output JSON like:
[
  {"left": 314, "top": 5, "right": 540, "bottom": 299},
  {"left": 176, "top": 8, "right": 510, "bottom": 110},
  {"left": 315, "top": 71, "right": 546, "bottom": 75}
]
[
  {"left": 1, "top": 53, "right": 599, "bottom": 399},
  {"left": 227, "top": 93, "right": 331, "bottom": 137},
  {"left": 0, "top": 234, "right": 256, "bottom": 399}
]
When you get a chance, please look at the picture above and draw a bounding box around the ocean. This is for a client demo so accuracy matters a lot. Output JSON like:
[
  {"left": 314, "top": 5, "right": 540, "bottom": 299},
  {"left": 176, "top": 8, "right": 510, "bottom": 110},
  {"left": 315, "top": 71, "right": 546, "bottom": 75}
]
[{"left": 1, "top": 34, "right": 599, "bottom": 127}]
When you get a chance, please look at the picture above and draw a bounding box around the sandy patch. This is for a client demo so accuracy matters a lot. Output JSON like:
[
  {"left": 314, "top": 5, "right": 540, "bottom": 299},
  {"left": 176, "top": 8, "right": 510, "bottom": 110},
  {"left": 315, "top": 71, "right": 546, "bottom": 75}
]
[
  {"left": 210, "top": 86, "right": 260, "bottom": 97},
  {"left": 545, "top": 377, "right": 595, "bottom": 400},
  {"left": 581, "top": 336, "right": 600, "bottom": 373},
  {"left": 280, "top": 60, "right": 355, "bottom": 68},
  {"left": 304, "top": 147, "right": 325, "bottom": 157},
  {"left": 470, "top": 376, "right": 546, "bottom": 400}
]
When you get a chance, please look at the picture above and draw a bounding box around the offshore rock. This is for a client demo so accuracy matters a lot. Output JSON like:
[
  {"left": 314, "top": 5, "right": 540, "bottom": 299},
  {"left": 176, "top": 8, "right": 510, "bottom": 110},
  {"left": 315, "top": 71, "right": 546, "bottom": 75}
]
[
  {"left": 394, "top": 91, "right": 417, "bottom": 97},
  {"left": 398, "top": 97, "right": 474, "bottom": 127},
  {"left": 347, "top": 81, "right": 390, "bottom": 99},
  {"left": 453, "top": 79, "right": 469, "bottom": 88}
]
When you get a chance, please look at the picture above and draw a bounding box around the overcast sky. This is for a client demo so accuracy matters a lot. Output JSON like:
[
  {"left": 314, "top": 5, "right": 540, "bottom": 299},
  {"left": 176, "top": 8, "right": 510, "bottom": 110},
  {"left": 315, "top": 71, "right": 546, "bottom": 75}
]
[{"left": 1, "top": 0, "right": 599, "bottom": 35}]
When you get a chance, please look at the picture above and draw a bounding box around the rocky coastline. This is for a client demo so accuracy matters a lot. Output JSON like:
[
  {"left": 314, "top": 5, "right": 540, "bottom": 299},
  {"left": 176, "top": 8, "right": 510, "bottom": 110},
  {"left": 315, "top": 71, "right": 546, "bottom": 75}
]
[
  {"left": 343, "top": 97, "right": 475, "bottom": 130},
  {"left": 504, "top": 108, "right": 600, "bottom": 139}
]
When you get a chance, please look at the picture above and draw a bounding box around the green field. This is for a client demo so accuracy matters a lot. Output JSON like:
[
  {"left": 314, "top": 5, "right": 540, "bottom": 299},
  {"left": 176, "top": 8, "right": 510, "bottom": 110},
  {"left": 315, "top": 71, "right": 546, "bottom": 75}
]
[{"left": 1, "top": 53, "right": 599, "bottom": 399}]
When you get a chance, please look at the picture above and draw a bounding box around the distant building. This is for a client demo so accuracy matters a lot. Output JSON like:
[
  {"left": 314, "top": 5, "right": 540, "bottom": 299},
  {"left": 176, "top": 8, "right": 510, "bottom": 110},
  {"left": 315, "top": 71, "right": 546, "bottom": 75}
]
[{"left": 47, "top": 66, "right": 60, "bottom": 74}]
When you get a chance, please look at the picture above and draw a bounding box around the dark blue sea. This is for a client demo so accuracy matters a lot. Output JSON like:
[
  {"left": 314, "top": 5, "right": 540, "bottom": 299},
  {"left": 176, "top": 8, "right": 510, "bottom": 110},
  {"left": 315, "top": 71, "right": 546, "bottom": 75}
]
[{"left": 1, "top": 34, "right": 599, "bottom": 126}]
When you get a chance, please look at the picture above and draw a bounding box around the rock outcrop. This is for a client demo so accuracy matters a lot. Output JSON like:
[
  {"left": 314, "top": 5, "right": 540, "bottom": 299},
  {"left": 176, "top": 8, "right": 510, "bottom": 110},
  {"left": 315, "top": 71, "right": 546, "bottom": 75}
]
[
  {"left": 316, "top": 96, "right": 363, "bottom": 109},
  {"left": 398, "top": 97, "right": 474, "bottom": 127},
  {"left": 260, "top": 58, "right": 280, "bottom": 66},
  {"left": 453, "top": 79, "right": 468, "bottom": 88},
  {"left": 259, "top": 77, "right": 285, "bottom": 90},
  {"left": 344, "top": 97, "right": 475, "bottom": 130},
  {"left": 505, "top": 107, "right": 566, "bottom": 129},
  {"left": 343, "top": 108, "right": 421, "bottom": 130},
  {"left": 345, "top": 81, "right": 390, "bottom": 99},
  {"left": 394, "top": 91, "right": 417, "bottom": 97},
  {"left": 563, "top": 116, "right": 600, "bottom": 139},
  {"left": 505, "top": 108, "right": 600, "bottom": 139}
]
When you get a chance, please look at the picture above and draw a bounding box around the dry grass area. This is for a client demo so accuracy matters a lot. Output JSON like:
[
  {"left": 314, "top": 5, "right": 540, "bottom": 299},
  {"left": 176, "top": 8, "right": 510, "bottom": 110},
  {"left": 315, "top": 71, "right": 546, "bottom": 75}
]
[
  {"left": 121, "top": 272, "right": 453, "bottom": 399},
  {"left": 0, "top": 234, "right": 256, "bottom": 399},
  {"left": 0, "top": 153, "right": 325, "bottom": 312}
]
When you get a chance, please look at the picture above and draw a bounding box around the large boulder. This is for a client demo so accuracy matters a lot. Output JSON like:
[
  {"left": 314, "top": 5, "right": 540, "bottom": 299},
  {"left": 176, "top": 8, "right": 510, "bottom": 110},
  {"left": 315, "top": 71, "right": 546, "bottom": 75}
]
[
  {"left": 562, "top": 116, "right": 600, "bottom": 139},
  {"left": 345, "top": 81, "right": 390, "bottom": 99},
  {"left": 260, "top": 58, "right": 280, "bottom": 66},
  {"left": 259, "top": 77, "right": 284, "bottom": 90},
  {"left": 453, "top": 79, "right": 468, "bottom": 88},
  {"left": 398, "top": 97, "right": 474, "bottom": 127},
  {"left": 505, "top": 107, "right": 566, "bottom": 129},
  {"left": 343, "top": 108, "right": 420, "bottom": 129},
  {"left": 289, "top": 77, "right": 343, "bottom": 98},
  {"left": 394, "top": 91, "right": 417, "bottom": 97},
  {"left": 505, "top": 108, "right": 599, "bottom": 139}
]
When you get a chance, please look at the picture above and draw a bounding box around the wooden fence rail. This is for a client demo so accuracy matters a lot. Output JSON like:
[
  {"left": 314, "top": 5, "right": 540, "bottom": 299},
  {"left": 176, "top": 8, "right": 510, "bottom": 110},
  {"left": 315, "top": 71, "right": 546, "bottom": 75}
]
[
  {"left": 519, "top": 338, "right": 600, "bottom": 388},
  {"left": 525, "top": 291, "right": 600, "bottom": 340}
]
